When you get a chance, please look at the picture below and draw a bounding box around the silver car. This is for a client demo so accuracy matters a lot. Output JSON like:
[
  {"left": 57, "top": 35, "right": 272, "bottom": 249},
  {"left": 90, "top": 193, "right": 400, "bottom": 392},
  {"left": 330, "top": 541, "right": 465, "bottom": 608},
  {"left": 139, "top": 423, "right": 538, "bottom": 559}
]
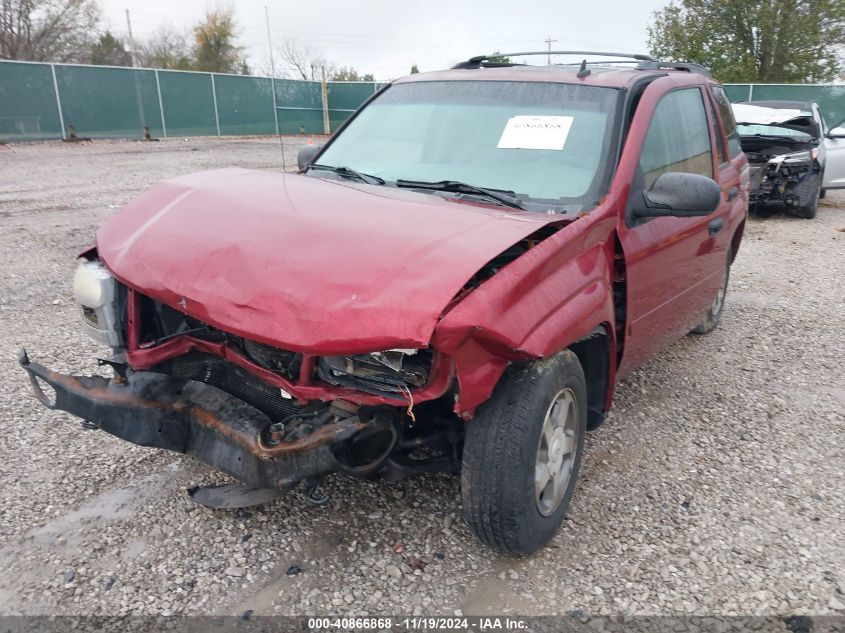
[{"left": 732, "top": 100, "right": 845, "bottom": 218}]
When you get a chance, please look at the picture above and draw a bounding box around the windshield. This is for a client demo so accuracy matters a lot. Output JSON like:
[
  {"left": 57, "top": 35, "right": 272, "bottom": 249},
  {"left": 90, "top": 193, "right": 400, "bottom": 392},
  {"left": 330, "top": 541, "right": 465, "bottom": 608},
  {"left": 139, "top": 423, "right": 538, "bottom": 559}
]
[
  {"left": 313, "top": 80, "right": 622, "bottom": 212},
  {"left": 736, "top": 123, "right": 813, "bottom": 141}
]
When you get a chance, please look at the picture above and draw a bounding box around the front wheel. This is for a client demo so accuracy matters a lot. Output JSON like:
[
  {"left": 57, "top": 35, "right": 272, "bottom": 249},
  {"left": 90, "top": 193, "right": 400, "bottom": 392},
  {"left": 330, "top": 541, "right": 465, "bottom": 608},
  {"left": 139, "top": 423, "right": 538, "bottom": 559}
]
[
  {"left": 796, "top": 177, "right": 821, "bottom": 219},
  {"left": 461, "top": 350, "right": 587, "bottom": 554}
]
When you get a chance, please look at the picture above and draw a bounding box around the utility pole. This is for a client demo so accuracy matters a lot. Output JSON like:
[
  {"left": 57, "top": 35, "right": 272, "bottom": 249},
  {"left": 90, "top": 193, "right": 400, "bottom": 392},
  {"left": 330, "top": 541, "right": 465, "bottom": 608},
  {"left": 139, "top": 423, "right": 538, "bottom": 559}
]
[
  {"left": 544, "top": 36, "right": 557, "bottom": 65},
  {"left": 264, "top": 4, "right": 283, "bottom": 165},
  {"left": 125, "top": 9, "right": 146, "bottom": 137},
  {"left": 125, "top": 10, "right": 139, "bottom": 67},
  {"left": 320, "top": 65, "right": 330, "bottom": 135}
]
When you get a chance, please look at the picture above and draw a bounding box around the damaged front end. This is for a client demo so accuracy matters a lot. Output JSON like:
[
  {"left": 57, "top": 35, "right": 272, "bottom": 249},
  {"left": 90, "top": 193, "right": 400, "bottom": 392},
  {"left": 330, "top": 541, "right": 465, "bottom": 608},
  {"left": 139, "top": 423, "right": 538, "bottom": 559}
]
[
  {"left": 743, "top": 143, "right": 821, "bottom": 208},
  {"left": 18, "top": 169, "right": 575, "bottom": 503},
  {"left": 19, "top": 342, "right": 462, "bottom": 494},
  {"left": 19, "top": 349, "right": 361, "bottom": 489},
  {"left": 734, "top": 104, "right": 823, "bottom": 209},
  {"left": 18, "top": 255, "right": 473, "bottom": 498}
]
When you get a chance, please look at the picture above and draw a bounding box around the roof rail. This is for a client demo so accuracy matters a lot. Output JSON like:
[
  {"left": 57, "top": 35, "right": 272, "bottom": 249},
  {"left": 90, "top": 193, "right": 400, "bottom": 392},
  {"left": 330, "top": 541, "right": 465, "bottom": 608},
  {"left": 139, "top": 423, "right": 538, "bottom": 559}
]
[
  {"left": 452, "top": 50, "right": 656, "bottom": 69},
  {"left": 452, "top": 52, "right": 713, "bottom": 78},
  {"left": 635, "top": 60, "right": 712, "bottom": 77}
]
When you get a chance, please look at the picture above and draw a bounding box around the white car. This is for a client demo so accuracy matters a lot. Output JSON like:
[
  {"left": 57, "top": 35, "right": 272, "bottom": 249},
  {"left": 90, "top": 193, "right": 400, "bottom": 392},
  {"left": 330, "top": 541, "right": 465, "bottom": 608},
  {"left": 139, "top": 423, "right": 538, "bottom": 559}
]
[{"left": 732, "top": 100, "right": 845, "bottom": 218}]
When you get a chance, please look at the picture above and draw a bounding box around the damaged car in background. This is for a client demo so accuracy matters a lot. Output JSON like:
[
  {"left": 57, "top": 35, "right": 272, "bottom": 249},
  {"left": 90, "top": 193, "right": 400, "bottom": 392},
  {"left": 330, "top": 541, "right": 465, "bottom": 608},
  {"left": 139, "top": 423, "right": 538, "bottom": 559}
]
[
  {"left": 732, "top": 100, "right": 845, "bottom": 218},
  {"left": 20, "top": 51, "right": 748, "bottom": 554}
]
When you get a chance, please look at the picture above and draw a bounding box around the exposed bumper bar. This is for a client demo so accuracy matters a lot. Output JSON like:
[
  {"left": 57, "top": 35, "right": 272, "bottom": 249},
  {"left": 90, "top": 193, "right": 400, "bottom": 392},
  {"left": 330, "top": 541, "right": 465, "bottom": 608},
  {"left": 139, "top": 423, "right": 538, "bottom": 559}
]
[{"left": 18, "top": 349, "right": 368, "bottom": 489}]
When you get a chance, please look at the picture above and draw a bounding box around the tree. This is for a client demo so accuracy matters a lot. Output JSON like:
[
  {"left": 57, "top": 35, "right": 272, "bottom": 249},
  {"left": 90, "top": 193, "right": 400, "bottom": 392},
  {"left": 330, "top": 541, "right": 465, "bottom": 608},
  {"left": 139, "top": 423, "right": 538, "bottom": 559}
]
[
  {"left": 0, "top": 0, "right": 100, "bottom": 62},
  {"left": 193, "top": 8, "right": 246, "bottom": 73},
  {"left": 648, "top": 0, "right": 845, "bottom": 82},
  {"left": 410, "top": 63, "right": 419, "bottom": 74},
  {"left": 90, "top": 30, "right": 130, "bottom": 66},
  {"left": 137, "top": 25, "right": 193, "bottom": 70},
  {"left": 487, "top": 51, "right": 511, "bottom": 63},
  {"left": 331, "top": 66, "right": 374, "bottom": 81},
  {"left": 277, "top": 38, "right": 333, "bottom": 80}
]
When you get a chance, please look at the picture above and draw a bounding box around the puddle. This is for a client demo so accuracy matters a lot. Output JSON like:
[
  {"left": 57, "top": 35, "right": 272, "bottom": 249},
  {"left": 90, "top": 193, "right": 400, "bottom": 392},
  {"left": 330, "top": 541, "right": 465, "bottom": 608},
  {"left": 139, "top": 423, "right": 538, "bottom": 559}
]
[
  {"left": 234, "top": 528, "right": 343, "bottom": 614},
  {"left": 120, "top": 537, "right": 147, "bottom": 562},
  {"left": 29, "top": 461, "right": 184, "bottom": 547},
  {"left": 462, "top": 558, "right": 536, "bottom": 615}
]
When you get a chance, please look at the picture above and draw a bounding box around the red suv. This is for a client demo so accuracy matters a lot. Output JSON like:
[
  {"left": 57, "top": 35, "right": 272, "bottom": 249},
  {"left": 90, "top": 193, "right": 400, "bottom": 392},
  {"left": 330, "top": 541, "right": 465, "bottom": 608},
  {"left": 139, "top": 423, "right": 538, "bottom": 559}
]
[{"left": 20, "top": 52, "right": 748, "bottom": 554}]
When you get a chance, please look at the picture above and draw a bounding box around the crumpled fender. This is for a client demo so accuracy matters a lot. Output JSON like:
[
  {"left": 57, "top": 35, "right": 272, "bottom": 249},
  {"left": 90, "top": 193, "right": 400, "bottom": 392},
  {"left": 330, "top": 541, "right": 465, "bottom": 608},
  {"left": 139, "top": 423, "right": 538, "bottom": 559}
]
[{"left": 433, "top": 214, "right": 618, "bottom": 418}]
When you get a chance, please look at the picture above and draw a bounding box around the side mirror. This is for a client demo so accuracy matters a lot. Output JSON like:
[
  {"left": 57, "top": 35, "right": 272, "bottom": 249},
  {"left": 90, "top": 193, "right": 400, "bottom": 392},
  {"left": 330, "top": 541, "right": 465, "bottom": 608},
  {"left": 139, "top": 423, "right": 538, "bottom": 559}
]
[
  {"left": 826, "top": 126, "right": 845, "bottom": 138},
  {"left": 631, "top": 172, "right": 721, "bottom": 219},
  {"left": 297, "top": 144, "right": 323, "bottom": 170}
]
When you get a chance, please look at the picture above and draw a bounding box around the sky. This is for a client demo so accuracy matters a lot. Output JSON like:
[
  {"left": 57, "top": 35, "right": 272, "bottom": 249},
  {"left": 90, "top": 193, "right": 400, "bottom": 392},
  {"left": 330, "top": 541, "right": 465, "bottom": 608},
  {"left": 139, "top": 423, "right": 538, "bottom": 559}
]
[{"left": 97, "top": 0, "right": 669, "bottom": 80}]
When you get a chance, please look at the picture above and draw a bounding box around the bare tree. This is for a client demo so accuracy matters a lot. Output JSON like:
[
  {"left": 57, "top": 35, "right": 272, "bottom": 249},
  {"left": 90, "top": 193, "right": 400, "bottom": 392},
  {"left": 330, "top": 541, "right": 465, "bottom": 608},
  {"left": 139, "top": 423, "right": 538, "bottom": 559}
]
[
  {"left": 1, "top": 0, "right": 101, "bottom": 62},
  {"left": 277, "top": 38, "right": 334, "bottom": 80}
]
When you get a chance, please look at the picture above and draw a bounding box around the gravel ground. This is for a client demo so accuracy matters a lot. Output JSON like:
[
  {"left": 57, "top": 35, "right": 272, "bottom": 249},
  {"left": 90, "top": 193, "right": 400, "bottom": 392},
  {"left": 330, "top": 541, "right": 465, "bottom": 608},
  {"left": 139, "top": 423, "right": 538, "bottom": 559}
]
[{"left": 0, "top": 137, "right": 843, "bottom": 620}]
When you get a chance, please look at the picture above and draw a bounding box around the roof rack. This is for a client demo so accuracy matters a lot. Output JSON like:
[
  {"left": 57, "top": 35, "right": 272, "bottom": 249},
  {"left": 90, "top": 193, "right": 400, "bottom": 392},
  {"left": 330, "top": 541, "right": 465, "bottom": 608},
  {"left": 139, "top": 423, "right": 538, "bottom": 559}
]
[
  {"left": 452, "top": 51, "right": 656, "bottom": 69},
  {"left": 635, "top": 60, "right": 712, "bottom": 77},
  {"left": 452, "top": 51, "right": 712, "bottom": 78}
]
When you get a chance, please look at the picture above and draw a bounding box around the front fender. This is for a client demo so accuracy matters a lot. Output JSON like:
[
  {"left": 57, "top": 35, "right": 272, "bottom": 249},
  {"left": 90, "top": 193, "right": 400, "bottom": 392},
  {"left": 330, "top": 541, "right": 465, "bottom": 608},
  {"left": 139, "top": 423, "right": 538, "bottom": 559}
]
[{"left": 433, "top": 215, "right": 617, "bottom": 417}]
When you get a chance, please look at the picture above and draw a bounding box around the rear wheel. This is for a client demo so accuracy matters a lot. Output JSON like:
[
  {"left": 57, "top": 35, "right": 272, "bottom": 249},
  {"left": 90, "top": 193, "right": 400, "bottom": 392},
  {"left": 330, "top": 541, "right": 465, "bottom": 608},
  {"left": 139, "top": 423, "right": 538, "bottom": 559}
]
[
  {"left": 693, "top": 246, "right": 732, "bottom": 334},
  {"left": 461, "top": 350, "right": 587, "bottom": 554}
]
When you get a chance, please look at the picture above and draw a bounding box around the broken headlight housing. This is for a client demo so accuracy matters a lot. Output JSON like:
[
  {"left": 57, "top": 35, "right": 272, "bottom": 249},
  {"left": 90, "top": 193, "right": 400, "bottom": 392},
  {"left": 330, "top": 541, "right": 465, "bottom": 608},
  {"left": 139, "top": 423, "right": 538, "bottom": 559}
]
[
  {"left": 72, "top": 259, "right": 122, "bottom": 348},
  {"left": 777, "top": 148, "right": 819, "bottom": 166},
  {"left": 319, "top": 349, "right": 432, "bottom": 396}
]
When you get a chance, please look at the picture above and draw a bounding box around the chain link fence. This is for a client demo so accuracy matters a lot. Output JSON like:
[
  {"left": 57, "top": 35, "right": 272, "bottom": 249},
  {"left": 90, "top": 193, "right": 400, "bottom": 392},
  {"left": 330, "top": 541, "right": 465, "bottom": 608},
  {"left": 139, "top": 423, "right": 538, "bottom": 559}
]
[
  {"left": 0, "top": 60, "right": 382, "bottom": 142},
  {"left": 4, "top": 59, "right": 845, "bottom": 143}
]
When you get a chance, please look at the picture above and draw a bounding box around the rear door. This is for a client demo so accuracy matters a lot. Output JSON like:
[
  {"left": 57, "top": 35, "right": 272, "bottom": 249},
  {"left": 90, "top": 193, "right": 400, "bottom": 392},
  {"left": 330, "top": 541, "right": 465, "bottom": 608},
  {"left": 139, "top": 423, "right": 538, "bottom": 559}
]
[
  {"left": 618, "top": 85, "right": 731, "bottom": 375},
  {"left": 708, "top": 85, "right": 748, "bottom": 228}
]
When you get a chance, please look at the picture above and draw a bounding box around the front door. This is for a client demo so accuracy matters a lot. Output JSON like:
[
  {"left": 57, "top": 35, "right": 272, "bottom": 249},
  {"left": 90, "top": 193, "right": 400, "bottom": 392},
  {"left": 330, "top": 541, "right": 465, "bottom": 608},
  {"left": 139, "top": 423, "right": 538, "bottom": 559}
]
[
  {"left": 823, "top": 123, "right": 845, "bottom": 189},
  {"left": 618, "top": 86, "right": 731, "bottom": 375}
]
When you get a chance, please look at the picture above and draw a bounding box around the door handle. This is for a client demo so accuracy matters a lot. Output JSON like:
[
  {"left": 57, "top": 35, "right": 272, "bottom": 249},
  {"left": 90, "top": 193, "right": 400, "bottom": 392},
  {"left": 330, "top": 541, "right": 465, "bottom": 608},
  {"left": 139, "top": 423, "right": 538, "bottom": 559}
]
[
  {"left": 708, "top": 218, "right": 724, "bottom": 236},
  {"left": 727, "top": 186, "right": 739, "bottom": 201}
]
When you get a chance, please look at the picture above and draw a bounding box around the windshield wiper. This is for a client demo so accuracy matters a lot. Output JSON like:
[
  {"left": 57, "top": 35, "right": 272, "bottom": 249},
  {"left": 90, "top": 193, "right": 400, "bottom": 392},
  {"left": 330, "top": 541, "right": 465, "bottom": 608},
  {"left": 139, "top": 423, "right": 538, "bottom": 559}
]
[
  {"left": 395, "top": 179, "right": 524, "bottom": 209},
  {"left": 310, "top": 164, "right": 385, "bottom": 185}
]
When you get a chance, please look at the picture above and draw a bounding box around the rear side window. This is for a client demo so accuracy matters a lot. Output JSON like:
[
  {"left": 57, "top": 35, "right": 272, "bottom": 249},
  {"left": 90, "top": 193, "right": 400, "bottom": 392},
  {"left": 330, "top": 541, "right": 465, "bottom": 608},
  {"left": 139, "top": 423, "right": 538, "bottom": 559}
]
[
  {"left": 639, "top": 88, "right": 713, "bottom": 188},
  {"left": 710, "top": 86, "right": 743, "bottom": 159}
]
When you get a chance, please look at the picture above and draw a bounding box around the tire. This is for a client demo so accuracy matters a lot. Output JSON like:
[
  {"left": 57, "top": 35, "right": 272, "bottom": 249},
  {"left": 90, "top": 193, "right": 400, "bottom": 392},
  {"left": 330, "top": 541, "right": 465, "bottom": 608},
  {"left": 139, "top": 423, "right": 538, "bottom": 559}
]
[
  {"left": 796, "top": 178, "right": 820, "bottom": 219},
  {"left": 461, "top": 350, "right": 587, "bottom": 554},
  {"left": 692, "top": 246, "right": 732, "bottom": 334},
  {"left": 819, "top": 188, "right": 826, "bottom": 200}
]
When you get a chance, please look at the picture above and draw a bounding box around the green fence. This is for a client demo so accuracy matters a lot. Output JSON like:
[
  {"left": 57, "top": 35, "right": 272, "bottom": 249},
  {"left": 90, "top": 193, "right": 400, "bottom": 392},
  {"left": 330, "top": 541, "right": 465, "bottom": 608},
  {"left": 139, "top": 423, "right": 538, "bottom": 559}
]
[
  {"left": 4, "top": 60, "right": 845, "bottom": 143},
  {"left": 0, "top": 59, "right": 379, "bottom": 142}
]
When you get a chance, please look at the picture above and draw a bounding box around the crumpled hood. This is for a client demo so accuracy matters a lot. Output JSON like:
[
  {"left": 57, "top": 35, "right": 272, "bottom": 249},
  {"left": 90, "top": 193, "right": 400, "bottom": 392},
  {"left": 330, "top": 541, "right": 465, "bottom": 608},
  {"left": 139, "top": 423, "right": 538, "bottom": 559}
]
[
  {"left": 732, "top": 103, "right": 820, "bottom": 138},
  {"left": 97, "top": 168, "right": 561, "bottom": 354},
  {"left": 732, "top": 103, "right": 810, "bottom": 125}
]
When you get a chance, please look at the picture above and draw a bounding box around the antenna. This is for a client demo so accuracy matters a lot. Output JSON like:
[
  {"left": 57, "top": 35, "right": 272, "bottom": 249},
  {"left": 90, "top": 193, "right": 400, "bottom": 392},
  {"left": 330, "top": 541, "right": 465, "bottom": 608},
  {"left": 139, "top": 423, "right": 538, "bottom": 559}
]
[{"left": 265, "top": 5, "right": 286, "bottom": 171}]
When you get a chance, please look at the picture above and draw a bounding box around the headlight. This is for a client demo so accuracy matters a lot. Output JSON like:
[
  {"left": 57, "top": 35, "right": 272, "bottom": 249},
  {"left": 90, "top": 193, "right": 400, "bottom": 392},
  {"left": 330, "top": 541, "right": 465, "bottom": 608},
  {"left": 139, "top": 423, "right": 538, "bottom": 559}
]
[
  {"left": 73, "top": 259, "right": 122, "bottom": 347},
  {"left": 320, "top": 348, "right": 432, "bottom": 395},
  {"left": 779, "top": 149, "right": 818, "bottom": 165}
]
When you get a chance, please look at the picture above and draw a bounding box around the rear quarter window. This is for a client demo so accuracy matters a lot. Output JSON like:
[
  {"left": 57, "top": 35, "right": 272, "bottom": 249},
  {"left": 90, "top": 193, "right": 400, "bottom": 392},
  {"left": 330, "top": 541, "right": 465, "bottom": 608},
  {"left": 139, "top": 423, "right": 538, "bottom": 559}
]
[{"left": 710, "top": 86, "right": 743, "bottom": 159}]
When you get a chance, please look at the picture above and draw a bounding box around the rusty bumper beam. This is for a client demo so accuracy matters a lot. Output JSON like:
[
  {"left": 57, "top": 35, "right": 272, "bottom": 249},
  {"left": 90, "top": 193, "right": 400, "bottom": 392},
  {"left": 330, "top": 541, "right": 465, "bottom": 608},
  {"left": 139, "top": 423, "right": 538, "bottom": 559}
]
[{"left": 17, "top": 349, "right": 364, "bottom": 489}]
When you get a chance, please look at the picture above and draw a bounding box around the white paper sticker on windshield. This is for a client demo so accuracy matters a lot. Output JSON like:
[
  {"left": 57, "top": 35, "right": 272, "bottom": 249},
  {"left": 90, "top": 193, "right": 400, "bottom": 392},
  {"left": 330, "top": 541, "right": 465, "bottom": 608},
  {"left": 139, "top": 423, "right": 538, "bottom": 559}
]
[{"left": 497, "top": 115, "right": 574, "bottom": 150}]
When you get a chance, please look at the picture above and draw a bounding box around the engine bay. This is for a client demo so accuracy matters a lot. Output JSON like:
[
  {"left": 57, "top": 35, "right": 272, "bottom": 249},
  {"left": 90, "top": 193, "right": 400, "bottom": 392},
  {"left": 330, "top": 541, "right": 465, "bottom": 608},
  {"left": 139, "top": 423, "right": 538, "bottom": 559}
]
[{"left": 739, "top": 136, "right": 820, "bottom": 208}]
